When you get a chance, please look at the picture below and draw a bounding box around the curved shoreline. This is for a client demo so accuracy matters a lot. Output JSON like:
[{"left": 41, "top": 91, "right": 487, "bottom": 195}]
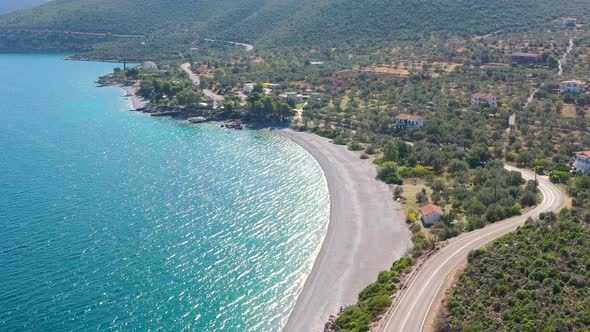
[{"left": 276, "top": 129, "right": 412, "bottom": 332}]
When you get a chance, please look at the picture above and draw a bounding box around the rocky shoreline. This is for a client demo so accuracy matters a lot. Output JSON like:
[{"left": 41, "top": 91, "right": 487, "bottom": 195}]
[{"left": 97, "top": 74, "right": 255, "bottom": 130}]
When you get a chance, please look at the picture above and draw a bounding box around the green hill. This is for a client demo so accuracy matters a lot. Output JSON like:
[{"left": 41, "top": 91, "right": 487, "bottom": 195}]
[
  {"left": 0, "top": 0, "right": 588, "bottom": 57},
  {"left": 0, "top": 0, "right": 52, "bottom": 14}
]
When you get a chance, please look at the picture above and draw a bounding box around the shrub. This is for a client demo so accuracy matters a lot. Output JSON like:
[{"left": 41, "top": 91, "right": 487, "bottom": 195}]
[
  {"left": 349, "top": 141, "right": 364, "bottom": 151},
  {"left": 377, "top": 162, "right": 403, "bottom": 185},
  {"left": 333, "top": 136, "right": 347, "bottom": 145},
  {"left": 468, "top": 248, "right": 487, "bottom": 262}
]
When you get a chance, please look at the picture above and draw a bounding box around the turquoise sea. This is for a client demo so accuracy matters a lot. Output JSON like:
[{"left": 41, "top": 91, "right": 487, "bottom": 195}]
[{"left": 0, "top": 54, "right": 330, "bottom": 331}]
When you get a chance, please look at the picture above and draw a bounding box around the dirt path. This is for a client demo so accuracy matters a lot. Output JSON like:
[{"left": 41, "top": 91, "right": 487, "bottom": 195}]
[
  {"left": 558, "top": 37, "right": 574, "bottom": 77},
  {"left": 203, "top": 38, "right": 254, "bottom": 52}
]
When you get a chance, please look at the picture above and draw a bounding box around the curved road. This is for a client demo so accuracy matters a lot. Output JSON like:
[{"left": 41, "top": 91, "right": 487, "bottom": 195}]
[
  {"left": 380, "top": 165, "right": 564, "bottom": 332},
  {"left": 180, "top": 63, "right": 225, "bottom": 106}
]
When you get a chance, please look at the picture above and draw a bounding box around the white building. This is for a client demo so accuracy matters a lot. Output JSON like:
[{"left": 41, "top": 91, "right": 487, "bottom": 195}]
[
  {"left": 574, "top": 151, "right": 590, "bottom": 174},
  {"left": 243, "top": 83, "right": 255, "bottom": 94},
  {"left": 560, "top": 80, "right": 586, "bottom": 94},
  {"left": 143, "top": 61, "right": 157, "bottom": 71},
  {"left": 280, "top": 92, "right": 304, "bottom": 104},
  {"left": 472, "top": 93, "right": 498, "bottom": 108},
  {"left": 564, "top": 17, "right": 577, "bottom": 28},
  {"left": 420, "top": 204, "right": 444, "bottom": 225}
]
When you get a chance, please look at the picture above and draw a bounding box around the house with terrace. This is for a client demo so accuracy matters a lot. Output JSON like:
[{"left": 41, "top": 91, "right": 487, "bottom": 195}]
[
  {"left": 574, "top": 151, "right": 590, "bottom": 174},
  {"left": 395, "top": 114, "right": 423, "bottom": 129},
  {"left": 471, "top": 93, "right": 498, "bottom": 108},
  {"left": 560, "top": 80, "right": 586, "bottom": 94}
]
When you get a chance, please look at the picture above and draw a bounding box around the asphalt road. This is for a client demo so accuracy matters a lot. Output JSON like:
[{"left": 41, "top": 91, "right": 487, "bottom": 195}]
[
  {"left": 380, "top": 165, "right": 564, "bottom": 332},
  {"left": 180, "top": 63, "right": 224, "bottom": 106}
]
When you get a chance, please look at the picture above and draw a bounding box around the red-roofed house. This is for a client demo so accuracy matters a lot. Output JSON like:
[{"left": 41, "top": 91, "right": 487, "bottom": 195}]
[
  {"left": 420, "top": 204, "right": 444, "bottom": 225},
  {"left": 471, "top": 93, "right": 498, "bottom": 108},
  {"left": 574, "top": 151, "right": 590, "bottom": 174},
  {"left": 511, "top": 53, "right": 542, "bottom": 64},
  {"left": 395, "top": 114, "right": 423, "bottom": 129}
]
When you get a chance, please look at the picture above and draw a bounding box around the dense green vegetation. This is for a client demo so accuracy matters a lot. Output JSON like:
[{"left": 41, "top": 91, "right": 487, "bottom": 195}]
[
  {"left": 441, "top": 213, "right": 590, "bottom": 331},
  {"left": 331, "top": 257, "right": 414, "bottom": 332},
  {"left": 243, "top": 90, "right": 293, "bottom": 123},
  {"left": 438, "top": 175, "right": 590, "bottom": 331},
  {"left": 1, "top": 0, "right": 590, "bottom": 57},
  {"left": 118, "top": 68, "right": 293, "bottom": 122},
  {"left": 367, "top": 134, "right": 539, "bottom": 255}
]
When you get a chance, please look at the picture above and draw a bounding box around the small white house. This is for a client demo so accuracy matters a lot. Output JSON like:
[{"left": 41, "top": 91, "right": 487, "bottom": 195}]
[
  {"left": 421, "top": 204, "right": 444, "bottom": 225},
  {"left": 472, "top": 93, "right": 498, "bottom": 108},
  {"left": 143, "top": 61, "right": 157, "bottom": 71},
  {"left": 564, "top": 17, "right": 577, "bottom": 28},
  {"left": 560, "top": 80, "right": 586, "bottom": 94},
  {"left": 574, "top": 151, "right": 590, "bottom": 174},
  {"left": 243, "top": 83, "right": 255, "bottom": 94},
  {"left": 280, "top": 92, "right": 304, "bottom": 104}
]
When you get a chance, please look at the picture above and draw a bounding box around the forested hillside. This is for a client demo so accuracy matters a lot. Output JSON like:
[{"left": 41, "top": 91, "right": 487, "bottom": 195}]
[
  {"left": 0, "top": 0, "right": 51, "bottom": 14},
  {"left": 0, "top": 0, "right": 589, "bottom": 55}
]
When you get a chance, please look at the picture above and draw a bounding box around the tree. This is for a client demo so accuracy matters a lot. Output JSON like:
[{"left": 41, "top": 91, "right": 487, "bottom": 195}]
[
  {"left": 520, "top": 191, "right": 537, "bottom": 207},
  {"left": 383, "top": 140, "right": 399, "bottom": 162},
  {"left": 173, "top": 88, "right": 201, "bottom": 106},
  {"left": 517, "top": 151, "right": 533, "bottom": 167},
  {"left": 394, "top": 186, "right": 404, "bottom": 199},
  {"left": 253, "top": 83, "right": 264, "bottom": 94},
  {"left": 377, "top": 162, "right": 403, "bottom": 185},
  {"left": 549, "top": 170, "right": 570, "bottom": 183},
  {"left": 463, "top": 198, "right": 486, "bottom": 217},
  {"left": 213, "top": 68, "right": 225, "bottom": 81},
  {"left": 416, "top": 188, "right": 429, "bottom": 204},
  {"left": 448, "top": 159, "right": 469, "bottom": 176}
]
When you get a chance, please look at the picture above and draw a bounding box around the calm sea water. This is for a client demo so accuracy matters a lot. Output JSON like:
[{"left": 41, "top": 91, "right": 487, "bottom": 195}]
[{"left": 0, "top": 54, "right": 329, "bottom": 331}]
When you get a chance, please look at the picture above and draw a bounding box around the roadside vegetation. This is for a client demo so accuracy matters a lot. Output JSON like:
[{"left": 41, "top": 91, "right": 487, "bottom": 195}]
[
  {"left": 437, "top": 175, "right": 590, "bottom": 331},
  {"left": 331, "top": 257, "right": 414, "bottom": 332}
]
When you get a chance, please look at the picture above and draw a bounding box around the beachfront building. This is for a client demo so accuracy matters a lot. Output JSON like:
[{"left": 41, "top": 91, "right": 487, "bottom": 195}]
[
  {"left": 243, "top": 83, "right": 255, "bottom": 94},
  {"left": 395, "top": 114, "right": 423, "bottom": 129},
  {"left": 564, "top": 17, "right": 577, "bottom": 28},
  {"left": 471, "top": 93, "right": 498, "bottom": 108},
  {"left": 511, "top": 53, "right": 542, "bottom": 64},
  {"left": 143, "top": 61, "right": 157, "bottom": 71},
  {"left": 420, "top": 204, "right": 444, "bottom": 226},
  {"left": 560, "top": 80, "right": 586, "bottom": 94},
  {"left": 573, "top": 151, "right": 590, "bottom": 174}
]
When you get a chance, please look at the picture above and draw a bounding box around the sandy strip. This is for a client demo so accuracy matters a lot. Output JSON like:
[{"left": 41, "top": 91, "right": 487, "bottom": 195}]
[
  {"left": 119, "top": 85, "right": 149, "bottom": 110},
  {"left": 277, "top": 129, "right": 412, "bottom": 332}
]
